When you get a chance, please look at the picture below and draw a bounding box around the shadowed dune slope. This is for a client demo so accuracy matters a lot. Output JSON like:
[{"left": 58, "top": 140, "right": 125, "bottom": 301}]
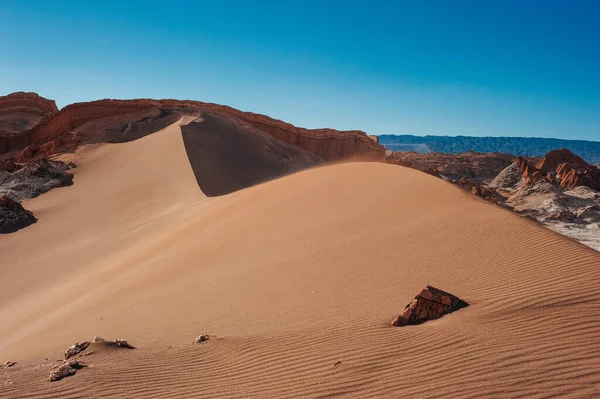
[
  {"left": 1, "top": 129, "right": 600, "bottom": 398},
  {"left": 181, "top": 113, "right": 322, "bottom": 196}
]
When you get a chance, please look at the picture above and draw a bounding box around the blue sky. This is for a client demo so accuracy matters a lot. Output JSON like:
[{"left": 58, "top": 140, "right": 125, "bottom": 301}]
[{"left": 1, "top": 0, "right": 599, "bottom": 141}]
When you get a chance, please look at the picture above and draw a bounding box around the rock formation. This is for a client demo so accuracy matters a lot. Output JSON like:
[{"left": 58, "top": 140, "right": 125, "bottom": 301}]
[
  {"left": 0, "top": 92, "right": 58, "bottom": 153},
  {"left": 0, "top": 195, "right": 36, "bottom": 233},
  {"left": 0, "top": 159, "right": 74, "bottom": 202},
  {"left": 391, "top": 285, "right": 468, "bottom": 326},
  {"left": 454, "top": 178, "right": 504, "bottom": 204},
  {"left": 505, "top": 149, "right": 600, "bottom": 191},
  {"left": 489, "top": 151, "right": 600, "bottom": 251},
  {"left": 513, "top": 156, "right": 544, "bottom": 185},
  {"left": 0, "top": 96, "right": 385, "bottom": 163},
  {"left": 0, "top": 92, "right": 58, "bottom": 133},
  {"left": 488, "top": 162, "right": 524, "bottom": 190},
  {"left": 386, "top": 151, "right": 521, "bottom": 183},
  {"left": 535, "top": 148, "right": 590, "bottom": 174}
]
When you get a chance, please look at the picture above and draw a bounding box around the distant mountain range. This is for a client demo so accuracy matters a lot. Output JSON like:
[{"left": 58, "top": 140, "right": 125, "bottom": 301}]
[{"left": 378, "top": 135, "right": 600, "bottom": 164}]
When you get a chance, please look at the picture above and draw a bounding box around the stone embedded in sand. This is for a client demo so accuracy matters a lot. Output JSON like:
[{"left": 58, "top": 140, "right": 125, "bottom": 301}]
[
  {"left": 48, "top": 360, "right": 87, "bottom": 382},
  {"left": 3, "top": 361, "right": 16, "bottom": 368},
  {"left": 92, "top": 336, "right": 104, "bottom": 342},
  {"left": 64, "top": 341, "right": 91, "bottom": 359},
  {"left": 114, "top": 339, "right": 135, "bottom": 349},
  {"left": 391, "top": 286, "right": 468, "bottom": 327},
  {"left": 193, "top": 334, "right": 210, "bottom": 345}
]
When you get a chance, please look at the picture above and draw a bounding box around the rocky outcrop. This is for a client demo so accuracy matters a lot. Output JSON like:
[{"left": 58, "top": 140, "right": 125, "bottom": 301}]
[
  {"left": 386, "top": 151, "right": 520, "bottom": 183},
  {"left": 454, "top": 178, "right": 504, "bottom": 204},
  {"left": 555, "top": 162, "right": 600, "bottom": 191},
  {"left": 1, "top": 97, "right": 385, "bottom": 163},
  {"left": 488, "top": 162, "right": 524, "bottom": 190},
  {"left": 506, "top": 180, "right": 598, "bottom": 222},
  {"left": 391, "top": 286, "right": 468, "bottom": 326},
  {"left": 0, "top": 195, "right": 36, "bottom": 233},
  {"left": 0, "top": 92, "right": 58, "bottom": 133},
  {"left": 513, "top": 156, "right": 544, "bottom": 185},
  {"left": 0, "top": 92, "right": 58, "bottom": 154},
  {"left": 491, "top": 149, "right": 600, "bottom": 192},
  {"left": 0, "top": 159, "right": 74, "bottom": 202},
  {"left": 535, "top": 148, "right": 590, "bottom": 174}
]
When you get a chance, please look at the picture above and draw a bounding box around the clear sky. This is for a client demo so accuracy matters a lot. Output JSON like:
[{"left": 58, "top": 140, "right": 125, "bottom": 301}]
[{"left": 1, "top": 0, "right": 599, "bottom": 141}]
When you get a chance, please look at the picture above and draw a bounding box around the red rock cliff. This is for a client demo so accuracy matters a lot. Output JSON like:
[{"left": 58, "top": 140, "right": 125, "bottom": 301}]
[
  {"left": 4, "top": 97, "right": 385, "bottom": 162},
  {"left": 0, "top": 92, "right": 58, "bottom": 133},
  {"left": 0, "top": 92, "right": 59, "bottom": 153}
]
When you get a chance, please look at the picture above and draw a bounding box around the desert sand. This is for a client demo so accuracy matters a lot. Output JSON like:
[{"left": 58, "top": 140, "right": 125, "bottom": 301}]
[{"left": 1, "top": 118, "right": 600, "bottom": 398}]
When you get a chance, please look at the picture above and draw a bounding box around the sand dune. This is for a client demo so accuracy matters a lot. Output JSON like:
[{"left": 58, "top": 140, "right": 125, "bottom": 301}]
[
  {"left": 1, "top": 121, "right": 600, "bottom": 398},
  {"left": 181, "top": 113, "right": 321, "bottom": 196}
]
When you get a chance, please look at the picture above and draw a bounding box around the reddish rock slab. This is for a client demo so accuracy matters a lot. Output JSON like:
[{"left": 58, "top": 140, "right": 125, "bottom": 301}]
[{"left": 391, "top": 286, "right": 468, "bottom": 326}]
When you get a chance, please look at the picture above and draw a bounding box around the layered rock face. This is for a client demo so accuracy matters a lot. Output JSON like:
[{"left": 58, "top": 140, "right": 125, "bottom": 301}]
[
  {"left": 0, "top": 195, "right": 36, "bottom": 233},
  {"left": 0, "top": 92, "right": 58, "bottom": 133},
  {"left": 0, "top": 96, "right": 385, "bottom": 163},
  {"left": 391, "top": 286, "right": 468, "bottom": 326},
  {"left": 0, "top": 92, "right": 59, "bottom": 153}
]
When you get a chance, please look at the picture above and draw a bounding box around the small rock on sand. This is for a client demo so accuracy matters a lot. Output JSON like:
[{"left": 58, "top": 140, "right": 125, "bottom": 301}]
[
  {"left": 64, "top": 341, "right": 91, "bottom": 359},
  {"left": 114, "top": 339, "right": 135, "bottom": 349},
  {"left": 193, "top": 334, "right": 210, "bottom": 345},
  {"left": 48, "top": 360, "right": 87, "bottom": 382}
]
